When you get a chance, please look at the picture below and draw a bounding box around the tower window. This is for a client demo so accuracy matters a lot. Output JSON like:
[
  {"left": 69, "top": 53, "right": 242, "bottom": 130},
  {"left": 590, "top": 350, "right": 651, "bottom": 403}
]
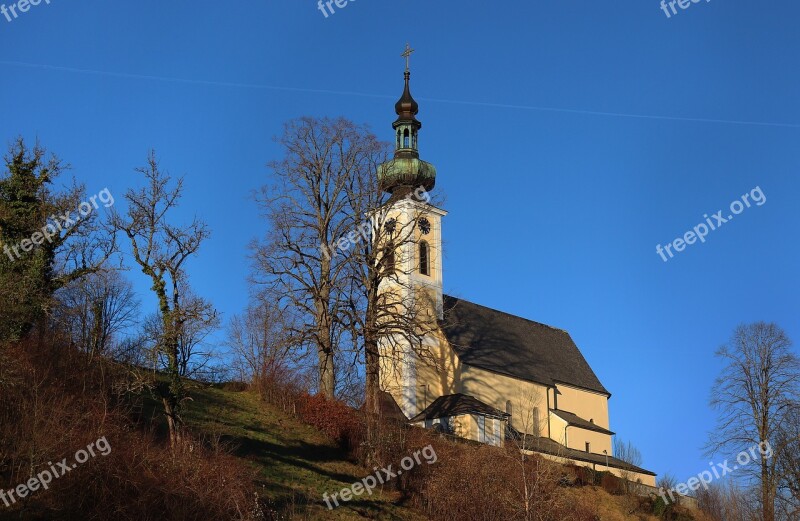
[
  {"left": 384, "top": 242, "right": 396, "bottom": 275},
  {"left": 419, "top": 241, "right": 430, "bottom": 276},
  {"left": 403, "top": 128, "right": 410, "bottom": 148}
]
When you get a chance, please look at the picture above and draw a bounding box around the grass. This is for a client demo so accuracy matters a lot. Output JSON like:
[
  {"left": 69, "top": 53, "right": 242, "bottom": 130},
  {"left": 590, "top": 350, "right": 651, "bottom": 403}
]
[
  {"left": 180, "top": 384, "right": 427, "bottom": 521},
  {"left": 138, "top": 380, "right": 709, "bottom": 521}
]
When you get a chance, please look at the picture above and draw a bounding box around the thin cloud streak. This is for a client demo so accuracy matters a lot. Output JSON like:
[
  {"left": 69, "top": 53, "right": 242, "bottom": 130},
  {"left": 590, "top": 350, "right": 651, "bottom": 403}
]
[{"left": 2, "top": 60, "right": 799, "bottom": 129}]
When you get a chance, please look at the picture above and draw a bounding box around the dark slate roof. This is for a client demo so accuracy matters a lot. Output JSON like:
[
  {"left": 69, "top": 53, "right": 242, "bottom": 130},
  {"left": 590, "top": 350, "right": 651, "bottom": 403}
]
[
  {"left": 409, "top": 393, "right": 510, "bottom": 423},
  {"left": 440, "top": 295, "right": 609, "bottom": 395},
  {"left": 508, "top": 430, "right": 655, "bottom": 476},
  {"left": 552, "top": 409, "right": 615, "bottom": 436}
]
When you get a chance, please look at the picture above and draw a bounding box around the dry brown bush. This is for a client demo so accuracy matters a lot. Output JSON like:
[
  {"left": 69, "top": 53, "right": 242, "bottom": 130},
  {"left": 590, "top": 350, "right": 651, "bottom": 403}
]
[{"left": 0, "top": 333, "right": 261, "bottom": 521}]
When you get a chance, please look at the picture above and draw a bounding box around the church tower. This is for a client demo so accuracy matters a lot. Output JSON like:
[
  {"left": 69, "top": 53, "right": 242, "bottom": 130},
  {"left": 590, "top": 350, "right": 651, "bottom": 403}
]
[{"left": 377, "top": 45, "right": 447, "bottom": 418}]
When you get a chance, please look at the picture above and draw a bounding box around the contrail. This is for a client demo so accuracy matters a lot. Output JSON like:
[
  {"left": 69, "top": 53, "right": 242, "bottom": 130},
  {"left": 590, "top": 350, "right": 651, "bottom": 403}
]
[{"left": 2, "top": 60, "right": 799, "bottom": 129}]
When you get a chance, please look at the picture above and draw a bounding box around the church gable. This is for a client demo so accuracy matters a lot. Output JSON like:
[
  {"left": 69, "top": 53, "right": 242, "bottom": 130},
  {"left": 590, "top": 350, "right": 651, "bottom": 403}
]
[{"left": 440, "top": 295, "right": 609, "bottom": 396}]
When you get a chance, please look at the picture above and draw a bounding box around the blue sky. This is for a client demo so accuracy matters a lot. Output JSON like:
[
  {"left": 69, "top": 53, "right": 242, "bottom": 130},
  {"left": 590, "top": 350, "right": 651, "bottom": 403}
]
[{"left": 2, "top": 0, "right": 799, "bottom": 485}]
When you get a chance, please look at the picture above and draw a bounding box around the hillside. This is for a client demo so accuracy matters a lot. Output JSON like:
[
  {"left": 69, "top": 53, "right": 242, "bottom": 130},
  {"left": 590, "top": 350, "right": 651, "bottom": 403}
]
[
  {"left": 181, "top": 384, "right": 708, "bottom": 521},
  {"left": 182, "top": 384, "right": 426, "bottom": 521}
]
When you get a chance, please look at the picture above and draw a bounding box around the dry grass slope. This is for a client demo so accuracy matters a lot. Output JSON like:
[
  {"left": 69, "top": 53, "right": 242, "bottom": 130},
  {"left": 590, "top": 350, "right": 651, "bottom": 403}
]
[{"left": 184, "top": 384, "right": 712, "bottom": 521}]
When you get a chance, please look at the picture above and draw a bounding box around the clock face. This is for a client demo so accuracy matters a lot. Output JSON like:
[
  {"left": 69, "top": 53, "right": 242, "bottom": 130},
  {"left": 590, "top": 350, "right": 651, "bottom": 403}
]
[
  {"left": 418, "top": 217, "right": 431, "bottom": 235},
  {"left": 385, "top": 218, "right": 397, "bottom": 233}
]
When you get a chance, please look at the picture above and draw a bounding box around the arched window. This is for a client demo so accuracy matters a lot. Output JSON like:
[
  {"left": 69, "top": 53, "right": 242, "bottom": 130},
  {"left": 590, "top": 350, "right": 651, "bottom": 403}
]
[
  {"left": 384, "top": 242, "right": 396, "bottom": 275},
  {"left": 532, "top": 407, "right": 541, "bottom": 437},
  {"left": 505, "top": 400, "right": 513, "bottom": 417},
  {"left": 419, "top": 241, "right": 430, "bottom": 276},
  {"left": 403, "top": 128, "right": 410, "bottom": 148}
]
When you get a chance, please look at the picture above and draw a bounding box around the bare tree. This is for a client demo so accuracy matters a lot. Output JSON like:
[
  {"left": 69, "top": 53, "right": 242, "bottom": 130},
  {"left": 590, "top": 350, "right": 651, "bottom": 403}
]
[
  {"left": 614, "top": 437, "right": 643, "bottom": 492},
  {"left": 776, "top": 404, "right": 800, "bottom": 519},
  {"left": 175, "top": 291, "right": 219, "bottom": 378},
  {"left": 697, "top": 481, "right": 762, "bottom": 521},
  {"left": 143, "top": 286, "right": 220, "bottom": 379},
  {"left": 252, "top": 117, "right": 385, "bottom": 398},
  {"left": 54, "top": 270, "right": 140, "bottom": 360},
  {"left": 343, "top": 178, "right": 443, "bottom": 419},
  {"left": 226, "top": 295, "right": 307, "bottom": 389},
  {"left": 707, "top": 322, "right": 800, "bottom": 521},
  {"left": 111, "top": 151, "right": 210, "bottom": 448},
  {"left": 502, "top": 390, "right": 571, "bottom": 521}
]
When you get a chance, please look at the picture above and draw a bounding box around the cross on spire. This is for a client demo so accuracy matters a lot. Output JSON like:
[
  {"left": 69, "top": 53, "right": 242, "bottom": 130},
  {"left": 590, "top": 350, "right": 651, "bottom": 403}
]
[{"left": 401, "top": 43, "right": 415, "bottom": 72}]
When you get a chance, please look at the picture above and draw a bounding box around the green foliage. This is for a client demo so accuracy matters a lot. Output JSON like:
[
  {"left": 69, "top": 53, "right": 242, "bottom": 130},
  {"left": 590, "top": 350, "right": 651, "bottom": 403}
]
[
  {"left": 654, "top": 495, "right": 668, "bottom": 516},
  {"left": 0, "top": 138, "right": 62, "bottom": 339}
]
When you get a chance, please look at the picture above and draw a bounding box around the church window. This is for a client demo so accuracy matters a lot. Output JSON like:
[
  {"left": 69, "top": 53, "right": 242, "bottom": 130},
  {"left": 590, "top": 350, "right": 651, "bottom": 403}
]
[
  {"left": 385, "top": 242, "right": 396, "bottom": 275},
  {"left": 403, "top": 128, "right": 410, "bottom": 148},
  {"left": 532, "top": 407, "right": 541, "bottom": 437},
  {"left": 419, "top": 241, "right": 430, "bottom": 276}
]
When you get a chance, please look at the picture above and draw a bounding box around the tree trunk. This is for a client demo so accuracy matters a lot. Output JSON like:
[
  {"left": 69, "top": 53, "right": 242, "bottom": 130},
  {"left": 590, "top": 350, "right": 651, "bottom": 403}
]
[
  {"left": 317, "top": 348, "right": 335, "bottom": 397},
  {"left": 162, "top": 395, "right": 181, "bottom": 448},
  {"left": 363, "top": 329, "right": 381, "bottom": 467},
  {"left": 162, "top": 317, "right": 184, "bottom": 449},
  {"left": 315, "top": 270, "right": 336, "bottom": 397},
  {"left": 364, "top": 332, "right": 380, "bottom": 416},
  {"left": 763, "top": 464, "right": 774, "bottom": 521}
]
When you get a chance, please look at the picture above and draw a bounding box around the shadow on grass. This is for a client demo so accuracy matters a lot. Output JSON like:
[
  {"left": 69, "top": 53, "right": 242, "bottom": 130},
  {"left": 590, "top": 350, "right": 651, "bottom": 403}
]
[{"left": 221, "top": 433, "right": 358, "bottom": 485}]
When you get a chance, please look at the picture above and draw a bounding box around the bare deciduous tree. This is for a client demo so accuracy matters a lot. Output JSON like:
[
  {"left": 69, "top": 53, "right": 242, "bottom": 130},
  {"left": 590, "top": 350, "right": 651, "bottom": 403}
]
[
  {"left": 614, "top": 437, "right": 643, "bottom": 492},
  {"left": 776, "top": 404, "right": 800, "bottom": 519},
  {"left": 226, "top": 294, "right": 309, "bottom": 393},
  {"left": 253, "top": 116, "right": 444, "bottom": 444},
  {"left": 707, "top": 322, "right": 800, "bottom": 521},
  {"left": 343, "top": 179, "right": 443, "bottom": 419},
  {"left": 111, "top": 151, "right": 210, "bottom": 448},
  {"left": 143, "top": 286, "right": 220, "bottom": 379},
  {"left": 252, "top": 117, "right": 385, "bottom": 398},
  {"left": 503, "top": 391, "right": 573, "bottom": 521},
  {"left": 54, "top": 270, "right": 140, "bottom": 361}
]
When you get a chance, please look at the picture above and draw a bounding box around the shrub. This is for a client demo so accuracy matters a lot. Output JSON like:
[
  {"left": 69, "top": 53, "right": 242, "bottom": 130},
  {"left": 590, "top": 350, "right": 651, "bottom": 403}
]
[
  {"left": 0, "top": 332, "right": 261, "bottom": 521},
  {"left": 600, "top": 472, "right": 625, "bottom": 495},
  {"left": 573, "top": 465, "right": 596, "bottom": 486},
  {"left": 401, "top": 430, "right": 598, "bottom": 521},
  {"left": 296, "top": 393, "right": 364, "bottom": 453}
]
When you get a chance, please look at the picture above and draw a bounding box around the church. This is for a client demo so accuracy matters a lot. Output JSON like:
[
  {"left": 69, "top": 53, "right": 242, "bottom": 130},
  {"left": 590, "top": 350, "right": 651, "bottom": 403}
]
[{"left": 375, "top": 47, "right": 656, "bottom": 487}]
